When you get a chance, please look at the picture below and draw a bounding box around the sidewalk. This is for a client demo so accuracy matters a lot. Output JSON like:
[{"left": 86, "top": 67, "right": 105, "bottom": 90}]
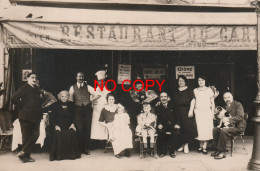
[{"left": 0, "top": 136, "right": 253, "bottom": 171}]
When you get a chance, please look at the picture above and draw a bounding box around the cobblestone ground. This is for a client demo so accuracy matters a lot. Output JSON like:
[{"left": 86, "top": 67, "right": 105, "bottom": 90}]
[{"left": 0, "top": 136, "right": 253, "bottom": 171}]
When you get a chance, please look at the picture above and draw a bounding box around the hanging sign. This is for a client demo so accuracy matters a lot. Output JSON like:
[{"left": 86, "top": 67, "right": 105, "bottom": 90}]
[
  {"left": 2, "top": 22, "right": 257, "bottom": 50},
  {"left": 176, "top": 66, "right": 195, "bottom": 79},
  {"left": 143, "top": 68, "right": 165, "bottom": 80},
  {"left": 117, "top": 64, "right": 131, "bottom": 84}
]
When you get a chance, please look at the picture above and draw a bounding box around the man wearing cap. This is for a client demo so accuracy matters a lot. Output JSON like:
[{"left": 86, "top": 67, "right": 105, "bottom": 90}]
[{"left": 69, "top": 72, "right": 101, "bottom": 155}]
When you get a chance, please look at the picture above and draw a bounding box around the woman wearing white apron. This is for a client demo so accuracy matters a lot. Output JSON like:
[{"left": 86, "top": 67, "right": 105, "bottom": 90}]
[{"left": 91, "top": 70, "right": 110, "bottom": 140}]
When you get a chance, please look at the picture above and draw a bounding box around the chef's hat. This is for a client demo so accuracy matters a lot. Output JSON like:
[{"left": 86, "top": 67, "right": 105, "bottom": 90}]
[{"left": 95, "top": 70, "right": 106, "bottom": 80}]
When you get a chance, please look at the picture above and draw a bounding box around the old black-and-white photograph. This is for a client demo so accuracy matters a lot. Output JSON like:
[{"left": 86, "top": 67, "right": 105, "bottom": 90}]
[{"left": 0, "top": 0, "right": 259, "bottom": 170}]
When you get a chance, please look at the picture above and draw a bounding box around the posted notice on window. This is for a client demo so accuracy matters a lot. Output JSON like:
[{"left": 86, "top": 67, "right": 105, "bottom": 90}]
[
  {"left": 176, "top": 66, "right": 195, "bottom": 79},
  {"left": 117, "top": 64, "right": 131, "bottom": 84}
]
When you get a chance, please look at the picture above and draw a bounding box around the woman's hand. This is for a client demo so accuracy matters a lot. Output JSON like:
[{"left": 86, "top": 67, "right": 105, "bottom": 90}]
[
  {"left": 55, "top": 126, "right": 61, "bottom": 131},
  {"left": 158, "top": 124, "right": 163, "bottom": 129},
  {"left": 69, "top": 124, "right": 76, "bottom": 131},
  {"left": 212, "top": 111, "right": 215, "bottom": 120},
  {"left": 188, "top": 110, "right": 193, "bottom": 118},
  {"left": 174, "top": 125, "right": 180, "bottom": 129}
]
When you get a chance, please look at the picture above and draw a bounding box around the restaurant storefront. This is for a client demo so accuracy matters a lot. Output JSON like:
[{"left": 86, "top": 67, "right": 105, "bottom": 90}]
[
  {"left": 2, "top": 0, "right": 260, "bottom": 169},
  {"left": 0, "top": 0, "right": 258, "bottom": 146}
]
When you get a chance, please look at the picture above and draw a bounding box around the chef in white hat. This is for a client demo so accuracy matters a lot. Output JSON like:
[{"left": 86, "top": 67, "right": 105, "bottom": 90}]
[{"left": 90, "top": 70, "right": 110, "bottom": 142}]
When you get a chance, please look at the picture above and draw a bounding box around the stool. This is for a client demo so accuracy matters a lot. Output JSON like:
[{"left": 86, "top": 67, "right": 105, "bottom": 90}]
[
  {"left": 0, "top": 130, "right": 13, "bottom": 151},
  {"left": 136, "top": 134, "right": 158, "bottom": 159}
]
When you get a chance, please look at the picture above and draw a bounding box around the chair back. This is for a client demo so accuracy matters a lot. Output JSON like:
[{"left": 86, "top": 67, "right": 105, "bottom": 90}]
[
  {"left": 241, "top": 113, "right": 248, "bottom": 134},
  {"left": 244, "top": 113, "right": 248, "bottom": 121}
]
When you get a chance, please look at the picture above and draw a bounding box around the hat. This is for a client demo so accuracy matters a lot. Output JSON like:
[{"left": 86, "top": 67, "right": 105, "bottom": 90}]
[{"left": 95, "top": 70, "right": 106, "bottom": 80}]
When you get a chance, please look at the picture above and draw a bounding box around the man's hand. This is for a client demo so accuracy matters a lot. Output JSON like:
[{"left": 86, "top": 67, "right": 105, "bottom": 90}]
[
  {"left": 155, "top": 101, "right": 161, "bottom": 106},
  {"left": 55, "top": 126, "right": 61, "bottom": 131},
  {"left": 69, "top": 124, "right": 76, "bottom": 131},
  {"left": 158, "top": 124, "right": 163, "bottom": 129},
  {"left": 174, "top": 125, "right": 180, "bottom": 129}
]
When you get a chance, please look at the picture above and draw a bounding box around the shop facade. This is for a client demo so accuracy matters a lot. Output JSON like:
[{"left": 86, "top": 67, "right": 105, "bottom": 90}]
[{"left": 1, "top": 0, "right": 260, "bottom": 168}]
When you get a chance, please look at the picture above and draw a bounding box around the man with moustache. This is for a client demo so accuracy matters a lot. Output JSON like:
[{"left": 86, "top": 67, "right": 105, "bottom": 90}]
[
  {"left": 212, "top": 92, "right": 246, "bottom": 159},
  {"left": 69, "top": 72, "right": 101, "bottom": 155},
  {"left": 12, "top": 73, "right": 43, "bottom": 163},
  {"left": 155, "top": 92, "right": 180, "bottom": 158}
]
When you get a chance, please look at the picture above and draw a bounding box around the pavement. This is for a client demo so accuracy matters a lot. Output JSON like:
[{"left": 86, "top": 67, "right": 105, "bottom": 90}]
[{"left": 0, "top": 136, "right": 254, "bottom": 171}]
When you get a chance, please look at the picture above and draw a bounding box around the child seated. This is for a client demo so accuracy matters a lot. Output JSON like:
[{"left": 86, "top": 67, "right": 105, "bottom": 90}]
[{"left": 136, "top": 103, "right": 157, "bottom": 149}]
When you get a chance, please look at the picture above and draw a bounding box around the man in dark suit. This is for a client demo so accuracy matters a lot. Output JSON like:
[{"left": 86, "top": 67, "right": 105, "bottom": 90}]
[
  {"left": 69, "top": 72, "right": 100, "bottom": 155},
  {"left": 12, "top": 73, "right": 43, "bottom": 163},
  {"left": 212, "top": 92, "right": 246, "bottom": 159},
  {"left": 155, "top": 92, "right": 180, "bottom": 158}
]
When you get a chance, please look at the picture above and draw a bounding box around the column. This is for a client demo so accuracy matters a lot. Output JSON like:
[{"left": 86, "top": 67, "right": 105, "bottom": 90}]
[{"left": 248, "top": 2, "right": 260, "bottom": 170}]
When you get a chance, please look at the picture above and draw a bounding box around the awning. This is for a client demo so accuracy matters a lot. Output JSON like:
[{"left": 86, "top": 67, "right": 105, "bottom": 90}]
[
  {"left": 1, "top": 5, "right": 256, "bottom": 25},
  {"left": 0, "top": 5, "right": 257, "bottom": 50}
]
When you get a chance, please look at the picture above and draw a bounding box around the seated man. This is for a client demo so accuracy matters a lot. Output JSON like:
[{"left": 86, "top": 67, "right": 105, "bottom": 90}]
[
  {"left": 155, "top": 92, "right": 180, "bottom": 158},
  {"left": 212, "top": 92, "right": 246, "bottom": 159},
  {"left": 136, "top": 103, "right": 157, "bottom": 150}
]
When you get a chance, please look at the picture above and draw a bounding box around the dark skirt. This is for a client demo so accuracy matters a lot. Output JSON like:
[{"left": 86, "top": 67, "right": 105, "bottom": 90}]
[
  {"left": 176, "top": 105, "right": 198, "bottom": 144},
  {"left": 50, "top": 129, "right": 81, "bottom": 161}
]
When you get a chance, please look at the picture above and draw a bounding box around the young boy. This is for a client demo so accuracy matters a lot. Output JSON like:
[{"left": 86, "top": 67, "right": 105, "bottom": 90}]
[{"left": 136, "top": 103, "right": 157, "bottom": 149}]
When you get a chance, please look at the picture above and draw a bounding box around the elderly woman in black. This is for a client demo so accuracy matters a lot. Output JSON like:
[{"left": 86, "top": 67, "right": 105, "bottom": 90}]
[{"left": 49, "top": 90, "right": 80, "bottom": 161}]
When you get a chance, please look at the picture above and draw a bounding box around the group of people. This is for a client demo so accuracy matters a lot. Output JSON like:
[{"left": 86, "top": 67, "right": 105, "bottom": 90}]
[{"left": 10, "top": 70, "right": 247, "bottom": 163}]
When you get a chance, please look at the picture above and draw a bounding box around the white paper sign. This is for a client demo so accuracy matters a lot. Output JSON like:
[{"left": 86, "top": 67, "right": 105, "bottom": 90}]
[
  {"left": 117, "top": 64, "right": 131, "bottom": 84},
  {"left": 176, "top": 66, "right": 195, "bottom": 79}
]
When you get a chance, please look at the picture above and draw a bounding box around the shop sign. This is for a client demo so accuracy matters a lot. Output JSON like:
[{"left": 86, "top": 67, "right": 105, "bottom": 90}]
[
  {"left": 176, "top": 66, "right": 195, "bottom": 79},
  {"left": 143, "top": 68, "right": 165, "bottom": 80},
  {"left": 117, "top": 64, "right": 131, "bottom": 84},
  {"left": 2, "top": 22, "right": 257, "bottom": 50}
]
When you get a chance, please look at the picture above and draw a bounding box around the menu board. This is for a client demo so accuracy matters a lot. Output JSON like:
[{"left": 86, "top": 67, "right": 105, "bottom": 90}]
[{"left": 117, "top": 64, "right": 131, "bottom": 84}]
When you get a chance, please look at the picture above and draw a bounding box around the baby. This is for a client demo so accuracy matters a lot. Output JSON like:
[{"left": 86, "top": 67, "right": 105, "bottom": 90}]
[{"left": 136, "top": 103, "right": 157, "bottom": 149}]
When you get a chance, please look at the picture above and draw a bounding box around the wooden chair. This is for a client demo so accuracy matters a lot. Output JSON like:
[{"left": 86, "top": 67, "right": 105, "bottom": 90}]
[
  {"left": 0, "top": 129, "right": 13, "bottom": 151},
  {"left": 104, "top": 127, "right": 113, "bottom": 153},
  {"left": 136, "top": 134, "right": 158, "bottom": 159},
  {"left": 230, "top": 113, "right": 248, "bottom": 156}
]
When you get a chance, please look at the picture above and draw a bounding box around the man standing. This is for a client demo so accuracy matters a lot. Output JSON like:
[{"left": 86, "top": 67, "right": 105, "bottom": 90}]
[
  {"left": 12, "top": 73, "right": 43, "bottom": 163},
  {"left": 69, "top": 72, "right": 100, "bottom": 155},
  {"left": 155, "top": 92, "right": 180, "bottom": 158},
  {"left": 212, "top": 92, "right": 246, "bottom": 159}
]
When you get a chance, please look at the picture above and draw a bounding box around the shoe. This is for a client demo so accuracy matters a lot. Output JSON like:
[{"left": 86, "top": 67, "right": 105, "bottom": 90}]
[
  {"left": 211, "top": 151, "right": 220, "bottom": 157},
  {"left": 214, "top": 152, "right": 226, "bottom": 159},
  {"left": 18, "top": 154, "right": 28, "bottom": 163},
  {"left": 26, "top": 156, "right": 35, "bottom": 162},
  {"left": 159, "top": 153, "right": 165, "bottom": 158},
  {"left": 16, "top": 151, "right": 25, "bottom": 157},
  {"left": 197, "top": 147, "right": 203, "bottom": 153},
  {"left": 202, "top": 149, "right": 208, "bottom": 155},
  {"left": 177, "top": 147, "right": 184, "bottom": 152},
  {"left": 170, "top": 152, "right": 176, "bottom": 158},
  {"left": 184, "top": 144, "right": 189, "bottom": 154},
  {"left": 82, "top": 150, "right": 90, "bottom": 155},
  {"left": 115, "top": 154, "right": 122, "bottom": 159},
  {"left": 125, "top": 150, "right": 131, "bottom": 158}
]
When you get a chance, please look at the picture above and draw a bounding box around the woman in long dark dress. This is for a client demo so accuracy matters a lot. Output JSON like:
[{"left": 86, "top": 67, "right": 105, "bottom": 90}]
[
  {"left": 50, "top": 90, "right": 80, "bottom": 161},
  {"left": 173, "top": 75, "right": 198, "bottom": 154}
]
